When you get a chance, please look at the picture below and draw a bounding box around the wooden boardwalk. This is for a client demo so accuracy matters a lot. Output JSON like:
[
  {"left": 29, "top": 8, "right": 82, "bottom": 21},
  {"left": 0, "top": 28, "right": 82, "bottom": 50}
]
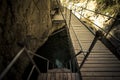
[
  {"left": 37, "top": 9, "right": 120, "bottom": 80},
  {"left": 38, "top": 68, "right": 80, "bottom": 80},
  {"left": 66, "top": 10, "right": 120, "bottom": 80},
  {"left": 38, "top": 72, "right": 79, "bottom": 80}
]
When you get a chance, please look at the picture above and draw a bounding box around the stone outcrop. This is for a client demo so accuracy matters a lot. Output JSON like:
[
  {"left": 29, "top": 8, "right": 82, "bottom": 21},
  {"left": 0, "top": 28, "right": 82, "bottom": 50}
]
[{"left": 0, "top": 0, "right": 60, "bottom": 79}]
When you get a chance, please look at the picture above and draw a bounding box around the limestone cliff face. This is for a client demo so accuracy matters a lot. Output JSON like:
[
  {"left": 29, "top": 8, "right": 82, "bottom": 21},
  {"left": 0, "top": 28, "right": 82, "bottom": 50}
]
[{"left": 0, "top": 0, "right": 53, "bottom": 79}]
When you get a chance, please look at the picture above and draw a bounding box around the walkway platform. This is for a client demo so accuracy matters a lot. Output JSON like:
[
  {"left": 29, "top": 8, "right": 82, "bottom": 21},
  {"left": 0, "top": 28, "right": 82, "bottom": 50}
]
[
  {"left": 66, "top": 10, "right": 120, "bottom": 80},
  {"left": 38, "top": 68, "right": 79, "bottom": 80}
]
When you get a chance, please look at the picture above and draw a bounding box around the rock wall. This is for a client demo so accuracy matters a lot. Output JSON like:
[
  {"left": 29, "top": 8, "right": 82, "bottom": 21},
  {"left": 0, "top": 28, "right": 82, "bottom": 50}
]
[{"left": 0, "top": 0, "right": 54, "bottom": 79}]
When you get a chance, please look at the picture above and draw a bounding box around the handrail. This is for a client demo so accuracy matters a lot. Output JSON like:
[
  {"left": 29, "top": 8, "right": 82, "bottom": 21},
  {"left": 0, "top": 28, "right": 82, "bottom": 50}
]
[
  {"left": 50, "top": 28, "right": 66, "bottom": 36},
  {"left": 72, "top": 9, "right": 120, "bottom": 42},
  {"left": 64, "top": 7, "right": 85, "bottom": 56},
  {"left": 63, "top": 8, "right": 86, "bottom": 70},
  {"left": 26, "top": 49, "right": 53, "bottom": 72},
  {"left": 74, "top": 6, "right": 120, "bottom": 20},
  {"left": 70, "top": 21, "right": 84, "bottom": 55},
  {"left": 27, "top": 65, "right": 35, "bottom": 80},
  {"left": 0, "top": 47, "right": 25, "bottom": 80},
  {"left": 25, "top": 50, "right": 41, "bottom": 74},
  {"left": 73, "top": 10, "right": 108, "bottom": 32},
  {"left": 67, "top": 2, "right": 120, "bottom": 42},
  {"left": 26, "top": 50, "right": 49, "bottom": 61},
  {"left": 0, "top": 47, "right": 51, "bottom": 80}
]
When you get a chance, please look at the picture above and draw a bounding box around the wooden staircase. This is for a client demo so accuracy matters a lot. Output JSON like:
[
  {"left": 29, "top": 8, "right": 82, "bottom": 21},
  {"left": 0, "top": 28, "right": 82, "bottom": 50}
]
[{"left": 37, "top": 68, "right": 80, "bottom": 80}]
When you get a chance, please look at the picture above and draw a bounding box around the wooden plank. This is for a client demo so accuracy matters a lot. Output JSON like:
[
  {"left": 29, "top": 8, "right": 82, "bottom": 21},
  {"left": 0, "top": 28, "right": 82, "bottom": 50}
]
[
  {"left": 44, "top": 73, "right": 48, "bottom": 80},
  {"left": 81, "top": 72, "right": 120, "bottom": 77},
  {"left": 59, "top": 73, "right": 63, "bottom": 80},
  {"left": 52, "top": 72, "right": 56, "bottom": 80},
  {"left": 90, "top": 50, "right": 111, "bottom": 53},
  {"left": 79, "top": 44, "right": 109, "bottom": 50},
  {"left": 63, "top": 73, "right": 68, "bottom": 80},
  {"left": 77, "top": 58, "right": 118, "bottom": 61},
  {"left": 66, "top": 73, "right": 80, "bottom": 80},
  {"left": 78, "top": 61, "right": 120, "bottom": 64},
  {"left": 38, "top": 73, "right": 80, "bottom": 80},
  {"left": 84, "top": 52, "right": 113, "bottom": 54},
  {"left": 82, "top": 77, "right": 120, "bottom": 80},
  {"left": 73, "top": 73, "right": 76, "bottom": 80},
  {"left": 50, "top": 73, "right": 55, "bottom": 80},
  {"left": 75, "top": 73, "right": 80, "bottom": 80},
  {"left": 37, "top": 74, "right": 43, "bottom": 80},
  {"left": 77, "top": 54, "right": 115, "bottom": 58},
  {"left": 56, "top": 73, "right": 61, "bottom": 80},
  {"left": 67, "top": 73, "right": 72, "bottom": 80},
  {"left": 81, "top": 67, "right": 120, "bottom": 71},
  {"left": 47, "top": 73, "right": 51, "bottom": 80},
  {"left": 38, "top": 73, "right": 47, "bottom": 80},
  {"left": 82, "top": 64, "right": 120, "bottom": 68},
  {"left": 76, "top": 34, "right": 94, "bottom": 38}
]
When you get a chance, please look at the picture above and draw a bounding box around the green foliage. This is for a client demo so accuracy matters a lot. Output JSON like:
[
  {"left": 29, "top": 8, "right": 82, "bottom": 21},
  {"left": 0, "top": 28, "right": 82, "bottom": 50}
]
[{"left": 95, "top": 0, "right": 120, "bottom": 14}]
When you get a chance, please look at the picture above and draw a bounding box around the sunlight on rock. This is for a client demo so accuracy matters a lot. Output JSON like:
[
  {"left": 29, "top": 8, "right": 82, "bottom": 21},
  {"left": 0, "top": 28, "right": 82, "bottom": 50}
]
[
  {"left": 60, "top": 0, "right": 112, "bottom": 30},
  {"left": 94, "top": 15, "right": 109, "bottom": 30}
]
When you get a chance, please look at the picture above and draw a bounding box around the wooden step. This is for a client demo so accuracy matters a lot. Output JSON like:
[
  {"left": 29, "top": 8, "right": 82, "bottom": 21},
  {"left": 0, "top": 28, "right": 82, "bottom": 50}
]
[
  {"left": 81, "top": 72, "right": 120, "bottom": 77},
  {"left": 37, "top": 72, "right": 80, "bottom": 80},
  {"left": 81, "top": 64, "right": 120, "bottom": 68},
  {"left": 77, "top": 54, "right": 115, "bottom": 58},
  {"left": 82, "top": 77, "right": 120, "bottom": 80},
  {"left": 77, "top": 57, "right": 118, "bottom": 61},
  {"left": 81, "top": 67, "right": 120, "bottom": 72},
  {"left": 78, "top": 60, "right": 120, "bottom": 64}
]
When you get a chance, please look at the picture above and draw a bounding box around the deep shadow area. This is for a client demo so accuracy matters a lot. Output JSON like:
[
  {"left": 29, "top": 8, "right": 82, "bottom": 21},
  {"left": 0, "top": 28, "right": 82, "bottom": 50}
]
[
  {"left": 22, "top": 27, "right": 79, "bottom": 80},
  {"left": 34, "top": 27, "right": 73, "bottom": 72}
]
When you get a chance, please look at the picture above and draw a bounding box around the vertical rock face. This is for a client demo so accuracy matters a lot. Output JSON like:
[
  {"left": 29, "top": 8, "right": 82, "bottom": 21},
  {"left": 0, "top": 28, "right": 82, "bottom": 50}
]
[{"left": 0, "top": 0, "right": 53, "bottom": 79}]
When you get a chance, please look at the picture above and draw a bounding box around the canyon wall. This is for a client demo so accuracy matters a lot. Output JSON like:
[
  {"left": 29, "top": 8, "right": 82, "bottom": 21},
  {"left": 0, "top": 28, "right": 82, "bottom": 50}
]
[{"left": 0, "top": 0, "right": 55, "bottom": 79}]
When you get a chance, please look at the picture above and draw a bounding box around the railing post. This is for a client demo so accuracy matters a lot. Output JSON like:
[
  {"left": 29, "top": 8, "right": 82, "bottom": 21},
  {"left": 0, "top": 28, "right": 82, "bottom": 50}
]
[
  {"left": 25, "top": 49, "right": 41, "bottom": 74},
  {"left": 78, "top": 30, "right": 103, "bottom": 70},
  {"left": 69, "top": 60, "right": 72, "bottom": 72},
  {"left": 47, "top": 61, "right": 49, "bottom": 72},
  {"left": 27, "top": 65, "right": 35, "bottom": 80},
  {"left": 69, "top": 10, "right": 72, "bottom": 28}
]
